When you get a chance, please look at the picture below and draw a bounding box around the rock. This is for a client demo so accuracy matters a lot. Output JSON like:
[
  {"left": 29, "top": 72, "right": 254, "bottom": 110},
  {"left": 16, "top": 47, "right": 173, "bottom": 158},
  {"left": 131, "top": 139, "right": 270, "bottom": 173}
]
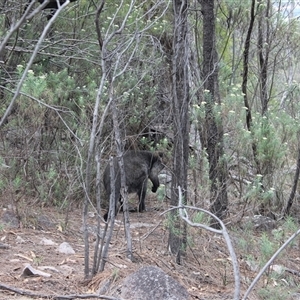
[
  {"left": 97, "top": 278, "right": 111, "bottom": 295},
  {"left": 16, "top": 236, "right": 26, "bottom": 244},
  {"left": 1, "top": 210, "right": 19, "bottom": 228},
  {"left": 242, "top": 215, "right": 276, "bottom": 231},
  {"left": 40, "top": 237, "right": 57, "bottom": 246},
  {"left": 36, "top": 215, "right": 56, "bottom": 230},
  {"left": 270, "top": 264, "right": 285, "bottom": 275},
  {"left": 120, "top": 266, "right": 189, "bottom": 300},
  {"left": 21, "top": 264, "right": 51, "bottom": 278},
  {"left": 57, "top": 242, "right": 75, "bottom": 254},
  {"left": 0, "top": 242, "right": 9, "bottom": 249},
  {"left": 253, "top": 215, "right": 276, "bottom": 230}
]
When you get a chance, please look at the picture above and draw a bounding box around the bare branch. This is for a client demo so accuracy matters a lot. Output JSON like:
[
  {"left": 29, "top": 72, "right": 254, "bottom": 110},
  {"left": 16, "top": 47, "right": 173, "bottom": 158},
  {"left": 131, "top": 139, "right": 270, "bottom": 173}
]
[
  {"left": 0, "top": 0, "right": 36, "bottom": 58},
  {"left": 0, "top": 282, "right": 123, "bottom": 300},
  {"left": 0, "top": 0, "right": 71, "bottom": 128},
  {"left": 242, "top": 227, "right": 300, "bottom": 300},
  {"left": 176, "top": 186, "right": 241, "bottom": 300},
  {"left": 95, "top": 0, "right": 105, "bottom": 50},
  {"left": 98, "top": 156, "right": 117, "bottom": 272}
]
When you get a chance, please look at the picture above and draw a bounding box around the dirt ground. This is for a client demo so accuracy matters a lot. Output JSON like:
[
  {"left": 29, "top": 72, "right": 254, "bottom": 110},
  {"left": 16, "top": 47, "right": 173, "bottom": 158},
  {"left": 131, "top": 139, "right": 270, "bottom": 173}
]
[{"left": 0, "top": 196, "right": 299, "bottom": 300}]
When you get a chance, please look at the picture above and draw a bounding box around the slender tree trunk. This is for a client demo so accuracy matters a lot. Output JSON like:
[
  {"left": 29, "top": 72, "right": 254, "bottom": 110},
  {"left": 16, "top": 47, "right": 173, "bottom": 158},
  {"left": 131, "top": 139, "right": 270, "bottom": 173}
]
[
  {"left": 284, "top": 142, "right": 300, "bottom": 216},
  {"left": 257, "top": 0, "right": 273, "bottom": 214},
  {"left": 201, "top": 0, "right": 228, "bottom": 225},
  {"left": 168, "top": 0, "right": 189, "bottom": 264},
  {"left": 258, "top": 0, "right": 270, "bottom": 116},
  {"left": 110, "top": 84, "right": 133, "bottom": 261},
  {"left": 242, "top": 0, "right": 259, "bottom": 168}
]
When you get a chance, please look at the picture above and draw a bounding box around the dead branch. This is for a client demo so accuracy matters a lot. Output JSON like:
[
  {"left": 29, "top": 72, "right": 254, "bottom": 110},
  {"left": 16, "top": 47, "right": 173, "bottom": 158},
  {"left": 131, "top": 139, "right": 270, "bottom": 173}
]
[
  {"left": 176, "top": 186, "right": 240, "bottom": 300},
  {"left": 243, "top": 227, "right": 300, "bottom": 300},
  {"left": 0, "top": 282, "right": 123, "bottom": 299},
  {"left": 0, "top": 0, "right": 71, "bottom": 128},
  {"left": 285, "top": 267, "right": 300, "bottom": 277},
  {"left": 99, "top": 157, "right": 117, "bottom": 272}
]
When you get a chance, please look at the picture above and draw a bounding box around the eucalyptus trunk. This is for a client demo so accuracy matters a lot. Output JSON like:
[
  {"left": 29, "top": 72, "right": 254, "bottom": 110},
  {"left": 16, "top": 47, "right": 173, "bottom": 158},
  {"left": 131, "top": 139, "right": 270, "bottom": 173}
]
[
  {"left": 168, "top": 0, "right": 190, "bottom": 264},
  {"left": 201, "top": 0, "right": 228, "bottom": 226}
]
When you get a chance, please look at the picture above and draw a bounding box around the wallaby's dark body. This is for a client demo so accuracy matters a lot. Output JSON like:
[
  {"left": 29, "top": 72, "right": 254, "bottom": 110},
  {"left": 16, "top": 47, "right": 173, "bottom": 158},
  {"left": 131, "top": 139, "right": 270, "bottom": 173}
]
[{"left": 103, "top": 151, "right": 164, "bottom": 220}]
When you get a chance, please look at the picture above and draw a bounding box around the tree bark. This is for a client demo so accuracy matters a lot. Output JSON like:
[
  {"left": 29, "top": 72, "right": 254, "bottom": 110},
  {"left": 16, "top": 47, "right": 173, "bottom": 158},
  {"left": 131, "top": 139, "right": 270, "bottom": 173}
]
[
  {"left": 284, "top": 144, "right": 300, "bottom": 216},
  {"left": 168, "top": 0, "right": 190, "bottom": 264},
  {"left": 241, "top": 0, "right": 263, "bottom": 175},
  {"left": 258, "top": 0, "right": 270, "bottom": 116},
  {"left": 201, "top": 0, "right": 228, "bottom": 225}
]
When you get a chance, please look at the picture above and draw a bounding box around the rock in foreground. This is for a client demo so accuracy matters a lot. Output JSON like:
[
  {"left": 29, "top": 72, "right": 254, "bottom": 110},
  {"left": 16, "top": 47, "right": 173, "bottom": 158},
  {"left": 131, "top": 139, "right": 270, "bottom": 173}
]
[{"left": 120, "top": 266, "right": 189, "bottom": 300}]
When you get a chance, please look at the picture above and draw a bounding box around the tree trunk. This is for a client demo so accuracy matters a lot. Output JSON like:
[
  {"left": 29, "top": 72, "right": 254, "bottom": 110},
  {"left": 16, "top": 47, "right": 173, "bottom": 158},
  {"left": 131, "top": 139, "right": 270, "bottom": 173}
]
[
  {"left": 284, "top": 143, "right": 300, "bottom": 216},
  {"left": 258, "top": 0, "right": 270, "bottom": 116},
  {"left": 241, "top": 0, "right": 263, "bottom": 176},
  {"left": 201, "top": 0, "right": 228, "bottom": 225},
  {"left": 168, "top": 0, "right": 189, "bottom": 264}
]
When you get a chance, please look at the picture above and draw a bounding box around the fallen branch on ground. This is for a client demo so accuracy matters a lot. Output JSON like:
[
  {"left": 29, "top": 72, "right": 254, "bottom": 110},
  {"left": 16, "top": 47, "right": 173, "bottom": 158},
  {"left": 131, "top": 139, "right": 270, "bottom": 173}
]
[{"left": 0, "top": 282, "right": 123, "bottom": 300}]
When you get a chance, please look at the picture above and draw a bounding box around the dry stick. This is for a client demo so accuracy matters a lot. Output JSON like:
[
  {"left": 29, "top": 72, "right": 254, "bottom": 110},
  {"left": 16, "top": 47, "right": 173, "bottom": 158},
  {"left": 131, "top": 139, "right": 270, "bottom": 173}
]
[
  {"left": 0, "top": 282, "right": 123, "bottom": 300},
  {"left": 92, "top": 151, "right": 103, "bottom": 274},
  {"left": 83, "top": 27, "right": 108, "bottom": 279},
  {"left": 121, "top": 185, "right": 133, "bottom": 261},
  {"left": 90, "top": 11, "right": 114, "bottom": 274},
  {"left": 175, "top": 186, "right": 240, "bottom": 300},
  {"left": 242, "top": 227, "right": 300, "bottom": 300},
  {"left": 0, "top": 0, "right": 36, "bottom": 57},
  {"left": 141, "top": 219, "right": 163, "bottom": 240},
  {"left": 99, "top": 157, "right": 116, "bottom": 272},
  {"left": 0, "top": 0, "right": 70, "bottom": 127},
  {"left": 90, "top": 0, "right": 140, "bottom": 274},
  {"left": 110, "top": 84, "right": 133, "bottom": 261},
  {"left": 285, "top": 267, "right": 300, "bottom": 277},
  {"left": 284, "top": 142, "right": 300, "bottom": 215}
]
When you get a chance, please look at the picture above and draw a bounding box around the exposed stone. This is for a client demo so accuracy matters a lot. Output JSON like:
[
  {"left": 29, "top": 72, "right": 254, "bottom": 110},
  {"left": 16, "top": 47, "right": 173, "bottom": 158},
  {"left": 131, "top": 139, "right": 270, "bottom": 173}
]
[
  {"left": 16, "top": 235, "right": 26, "bottom": 244},
  {"left": 40, "top": 237, "right": 57, "bottom": 246},
  {"left": 21, "top": 264, "right": 51, "bottom": 278},
  {"left": 1, "top": 210, "right": 19, "bottom": 228},
  {"left": 120, "top": 266, "right": 189, "bottom": 300},
  {"left": 0, "top": 242, "right": 9, "bottom": 249},
  {"left": 254, "top": 215, "right": 276, "bottom": 230},
  {"left": 36, "top": 215, "right": 56, "bottom": 230},
  {"left": 57, "top": 242, "right": 75, "bottom": 254},
  {"left": 242, "top": 215, "right": 277, "bottom": 231}
]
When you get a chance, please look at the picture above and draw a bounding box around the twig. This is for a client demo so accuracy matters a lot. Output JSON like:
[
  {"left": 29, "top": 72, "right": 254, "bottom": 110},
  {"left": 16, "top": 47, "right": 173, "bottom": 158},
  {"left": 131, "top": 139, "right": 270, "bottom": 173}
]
[
  {"left": 141, "top": 219, "right": 163, "bottom": 240},
  {"left": 0, "top": 0, "right": 70, "bottom": 127},
  {"left": 176, "top": 186, "right": 240, "bottom": 300},
  {"left": 242, "top": 227, "right": 300, "bottom": 300},
  {"left": 0, "top": 282, "right": 123, "bottom": 299},
  {"left": 99, "top": 157, "right": 116, "bottom": 272},
  {"left": 285, "top": 267, "right": 300, "bottom": 277}
]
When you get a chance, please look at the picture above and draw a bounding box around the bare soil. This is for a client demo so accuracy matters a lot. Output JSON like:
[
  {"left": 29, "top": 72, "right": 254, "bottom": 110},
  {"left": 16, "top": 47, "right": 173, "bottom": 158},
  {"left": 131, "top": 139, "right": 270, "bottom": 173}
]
[{"left": 0, "top": 197, "right": 299, "bottom": 300}]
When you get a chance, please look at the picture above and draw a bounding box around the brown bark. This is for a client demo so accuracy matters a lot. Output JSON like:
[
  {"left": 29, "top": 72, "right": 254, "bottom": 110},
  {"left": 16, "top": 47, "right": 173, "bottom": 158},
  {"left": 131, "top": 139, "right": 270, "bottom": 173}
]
[
  {"left": 284, "top": 144, "right": 300, "bottom": 216},
  {"left": 201, "top": 0, "right": 228, "bottom": 225},
  {"left": 258, "top": 0, "right": 270, "bottom": 116},
  {"left": 168, "top": 0, "right": 189, "bottom": 264}
]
